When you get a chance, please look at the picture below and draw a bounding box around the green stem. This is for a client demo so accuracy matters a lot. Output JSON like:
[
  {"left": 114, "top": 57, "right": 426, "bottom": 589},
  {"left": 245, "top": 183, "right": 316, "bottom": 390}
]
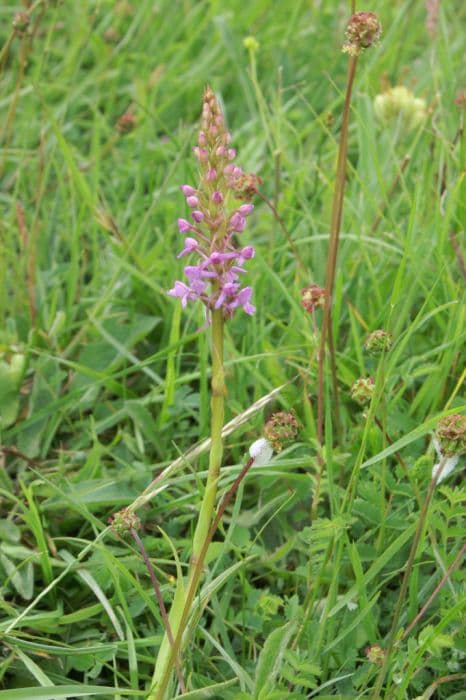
[
  {"left": 148, "top": 309, "right": 225, "bottom": 700},
  {"left": 370, "top": 457, "right": 448, "bottom": 699}
]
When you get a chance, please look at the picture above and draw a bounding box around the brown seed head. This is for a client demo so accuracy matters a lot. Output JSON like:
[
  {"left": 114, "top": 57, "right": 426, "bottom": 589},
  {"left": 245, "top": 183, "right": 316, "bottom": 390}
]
[
  {"left": 116, "top": 110, "right": 137, "bottom": 134},
  {"left": 12, "top": 12, "right": 30, "bottom": 37},
  {"left": 343, "top": 11, "right": 382, "bottom": 56},
  {"left": 301, "top": 284, "right": 327, "bottom": 313}
]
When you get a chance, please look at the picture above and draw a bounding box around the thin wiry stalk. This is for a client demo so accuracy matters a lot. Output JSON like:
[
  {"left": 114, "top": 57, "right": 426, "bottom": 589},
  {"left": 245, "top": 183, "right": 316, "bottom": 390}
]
[{"left": 313, "top": 55, "right": 358, "bottom": 519}]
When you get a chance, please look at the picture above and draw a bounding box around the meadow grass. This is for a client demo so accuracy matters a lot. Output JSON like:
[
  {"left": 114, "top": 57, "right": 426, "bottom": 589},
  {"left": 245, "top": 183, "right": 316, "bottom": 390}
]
[{"left": 0, "top": 1, "right": 465, "bottom": 698}]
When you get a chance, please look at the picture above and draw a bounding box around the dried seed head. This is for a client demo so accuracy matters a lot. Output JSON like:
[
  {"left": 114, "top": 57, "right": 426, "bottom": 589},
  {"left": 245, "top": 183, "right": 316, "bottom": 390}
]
[
  {"left": 350, "top": 376, "right": 375, "bottom": 405},
  {"left": 301, "top": 284, "right": 327, "bottom": 313},
  {"left": 12, "top": 12, "right": 30, "bottom": 37},
  {"left": 116, "top": 110, "right": 137, "bottom": 134},
  {"left": 263, "top": 410, "right": 301, "bottom": 452},
  {"left": 230, "top": 171, "right": 263, "bottom": 201},
  {"left": 108, "top": 508, "right": 141, "bottom": 535},
  {"left": 364, "top": 329, "right": 393, "bottom": 356},
  {"left": 435, "top": 414, "right": 466, "bottom": 457},
  {"left": 343, "top": 11, "right": 382, "bottom": 56},
  {"left": 365, "top": 644, "right": 386, "bottom": 665}
]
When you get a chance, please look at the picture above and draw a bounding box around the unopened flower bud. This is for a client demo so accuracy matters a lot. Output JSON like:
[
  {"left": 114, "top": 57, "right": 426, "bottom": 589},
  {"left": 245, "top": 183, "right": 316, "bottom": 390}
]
[
  {"left": 186, "top": 195, "right": 199, "bottom": 208},
  {"left": 343, "top": 11, "right": 382, "bottom": 56},
  {"left": 180, "top": 184, "right": 196, "bottom": 196},
  {"left": 243, "top": 36, "right": 260, "bottom": 53},
  {"left": 435, "top": 414, "right": 466, "bottom": 457},
  {"left": 350, "top": 376, "right": 375, "bottom": 405},
  {"left": 191, "top": 210, "right": 204, "bottom": 223},
  {"left": 301, "top": 284, "right": 326, "bottom": 313},
  {"left": 212, "top": 191, "right": 223, "bottom": 204},
  {"left": 116, "top": 110, "right": 137, "bottom": 134},
  {"left": 263, "top": 409, "right": 301, "bottom": 452},
  {"left": 364, "top": 329, "right": 393, "bottom": 356}
]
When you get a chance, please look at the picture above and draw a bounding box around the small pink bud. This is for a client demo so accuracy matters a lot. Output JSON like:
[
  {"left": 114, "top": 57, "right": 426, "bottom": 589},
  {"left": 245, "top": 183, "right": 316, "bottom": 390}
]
[
  {"left": 230, "top": 212, "right": 246, "bottom": 232},
  {"left": 238, "top": 204, "right": 254, "bottom": 216},
  {"left": 227, "top": 148, "right": 236, "bottom": 160},
  {"left": 240, "top": 246, "right": 255, "bottom": 259},
  {"left": 212, "top": 191, "right": 223, "bottom": 204},
  {"left": 209, "top": 125, "right": 218, "bottom": 137},
  {"left": 198, "top": 131, "right": 207, "bottom": 147},
  {"left": 223, "top": 164, "right": 235, "bottom": 174},
  {"left": 216, "top": 146, "right": 226, "bottom": 157},
  {"left": 186, "top": 195, "right": 199, "bottom": 207},
  {"left": 192, "top": 210, "right": 204, "bottom": 223},
  {"left": 178, "top": 218, "right": 192, "bottom": 233},
  {"left": 180, "top": 185, "right": 196, "bottom": 196},
  {"left": 206, "top": 168, "right": 217, "bottom": 181}
]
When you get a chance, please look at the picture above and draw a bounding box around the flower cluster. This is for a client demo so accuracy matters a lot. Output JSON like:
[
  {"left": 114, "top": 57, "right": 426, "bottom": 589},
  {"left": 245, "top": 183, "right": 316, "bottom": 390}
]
[
  {"left": 374, "top": 86, "right": 427, "bottom": 133},
  {"left": 108, "top": 508, "right": 141, "bottom": 535},
  {"left": 435, "top": 414, "right": 466, "bottom": 457},
  {"left": 350, "top": 376, "right": 375, "bottom": 405},
  {"left": 168, "top": 87, "right": 259, "bottom": 320},
  {"left": 248, "top": 410, "right": 301, "bottom": 466},
  {"left": 364, "top": 329, "right": 393, "bottom": 356},
  {"left": 263, "top": 409, "right": 301, "bottom": 452},
  {"left": 301, "top": 284, "right": 326, "bottom": 314},
  {"left": 342, "top": 12, "right": 382, "bottom": 56}
]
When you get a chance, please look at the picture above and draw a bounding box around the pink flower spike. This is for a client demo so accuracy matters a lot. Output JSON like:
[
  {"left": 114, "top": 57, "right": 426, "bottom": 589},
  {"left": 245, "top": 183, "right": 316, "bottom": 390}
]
[
  {"left": 177, "top": 237, "right": 198, "bottom": 258},
  {"left": 186, "top": 195, "right": 199, "bottom": 207},
  {"left": 180, "top": 184, "right": 196, "bottom": 196},
  {"left": 239, "top": 204, "right": 254, "bottom": 216},
  {"left": 212, "top": 191, "right": 223, "bottom": 204},
  {"left": 191, "top": 210, "right": 204, "bottom": 223},
  {"left": 178, "top": 218, "right": 193, "bottom": 233}
]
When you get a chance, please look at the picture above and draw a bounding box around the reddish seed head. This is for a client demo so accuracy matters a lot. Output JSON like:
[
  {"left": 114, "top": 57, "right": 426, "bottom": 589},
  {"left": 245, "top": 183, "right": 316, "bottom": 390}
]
[
  {"left": 343, "top": 11, "right": 382, "bottom": 55},
  {"left": 301, "top": 284, "right": 327, "bottom": 313},
  {"left": 12, "top": 11, "right": 30, "bottom": 37}
]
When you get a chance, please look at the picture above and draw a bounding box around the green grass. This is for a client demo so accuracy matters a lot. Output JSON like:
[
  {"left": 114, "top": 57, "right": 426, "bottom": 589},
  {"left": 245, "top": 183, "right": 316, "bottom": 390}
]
[{"left": 0, "top": 0, "right": 465, "bottom": 698}]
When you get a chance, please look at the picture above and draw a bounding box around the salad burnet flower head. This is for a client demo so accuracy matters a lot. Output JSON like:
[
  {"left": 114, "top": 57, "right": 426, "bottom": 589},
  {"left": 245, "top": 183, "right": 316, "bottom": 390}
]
[{"left": 168, "top": 86, "right": 260, "bottom": 321}]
